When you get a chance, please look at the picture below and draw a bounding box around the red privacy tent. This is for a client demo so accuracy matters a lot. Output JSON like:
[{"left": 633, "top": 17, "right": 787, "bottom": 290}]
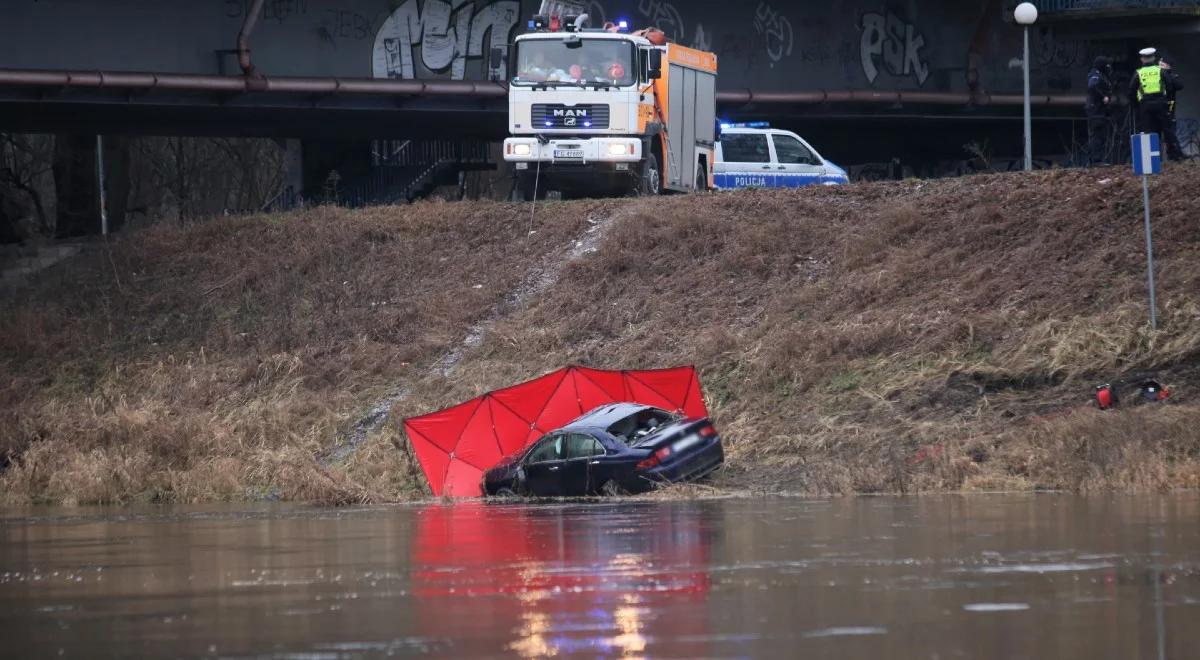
[{"left": 403, "top": 366, "right": 709, "bottom": 497}]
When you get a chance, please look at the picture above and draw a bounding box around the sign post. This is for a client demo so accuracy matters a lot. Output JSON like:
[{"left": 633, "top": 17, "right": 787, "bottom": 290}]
[
  {"left": 96, "top": 134, "right": 108, "bottom": 236},
  {"left": 1131, "top": 132, "right": 1162, "bottom": 330}
]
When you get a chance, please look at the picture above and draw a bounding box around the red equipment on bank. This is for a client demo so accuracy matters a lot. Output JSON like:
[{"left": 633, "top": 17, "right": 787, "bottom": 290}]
[{"left": 403, "top": 366, "right": 709, "bottom": 497}]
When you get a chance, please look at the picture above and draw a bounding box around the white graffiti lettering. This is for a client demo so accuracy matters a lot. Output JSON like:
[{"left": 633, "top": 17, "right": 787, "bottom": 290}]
[
  {"left": 753, "top": 3, "right": 793, "bottom": 64},
  {"left": 860, "top": 12, "right": 929, "bottom": 86},
  {"left": 639, "top": 0, "right": 685, "bottom": 42},
  {"left": 372, "top": 0, "right": 519, "bottom": 81}
]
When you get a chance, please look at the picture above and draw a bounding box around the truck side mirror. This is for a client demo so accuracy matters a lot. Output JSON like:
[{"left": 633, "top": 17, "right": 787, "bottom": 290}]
[
  {"left": 489, "top": 46, "right": 505, "bottom": 74},
  {"left": 648, "top": 50, "right": 663, "bottom": 79}
]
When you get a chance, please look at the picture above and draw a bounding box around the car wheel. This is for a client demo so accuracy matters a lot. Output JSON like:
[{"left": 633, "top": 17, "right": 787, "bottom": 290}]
[
  {"left": 640, "top": 153, "right": 661, "bottom": 196},
  {"left": 600, "top": 480, "right": 627, "bottom": 497},
  {"left": 496, "top": 487, "right": 518, "bottom": 498}
]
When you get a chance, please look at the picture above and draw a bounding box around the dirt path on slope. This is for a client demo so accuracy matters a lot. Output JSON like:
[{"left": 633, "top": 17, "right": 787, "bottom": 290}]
[{"left": 319, "top": 199, "right": 651, "bottom": 466}]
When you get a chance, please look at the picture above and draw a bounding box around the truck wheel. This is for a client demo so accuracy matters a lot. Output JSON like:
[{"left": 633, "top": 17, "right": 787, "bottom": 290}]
[{"left": 640, "top": 154, "right": 661, "bottom": 196}]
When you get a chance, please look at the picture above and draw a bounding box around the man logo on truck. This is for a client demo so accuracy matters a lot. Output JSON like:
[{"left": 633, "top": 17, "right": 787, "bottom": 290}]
[{"left": 554, "top": 108, "right": 588, "bottom": 127}]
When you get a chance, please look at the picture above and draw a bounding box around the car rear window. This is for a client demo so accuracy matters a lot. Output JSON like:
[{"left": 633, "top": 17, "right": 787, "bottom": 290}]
[{"left": 606, "top": 408, "right": 677, "bottom": 445}]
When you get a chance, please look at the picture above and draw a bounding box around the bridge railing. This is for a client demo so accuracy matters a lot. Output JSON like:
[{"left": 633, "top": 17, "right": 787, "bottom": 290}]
[{"left": 1033, "top": 0, "right": 1200, "bottom": 12}]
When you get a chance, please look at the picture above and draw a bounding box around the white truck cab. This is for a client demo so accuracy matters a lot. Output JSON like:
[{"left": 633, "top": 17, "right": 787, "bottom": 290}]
[
  {"left": 500, "top": 11, "right": 717, "bottom": 200},
  {"left": 715, "top": 125, "right": 849, "bottom": 189}
]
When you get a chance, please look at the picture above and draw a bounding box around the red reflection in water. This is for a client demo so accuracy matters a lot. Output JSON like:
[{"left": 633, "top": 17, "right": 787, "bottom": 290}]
[{"left": 411, "top": 503, "right": 711, "bottom": 656}]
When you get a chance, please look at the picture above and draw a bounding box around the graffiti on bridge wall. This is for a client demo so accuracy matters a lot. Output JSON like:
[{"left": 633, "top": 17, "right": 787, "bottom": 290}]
[
  {"left": 860, "top": 11, "right": 930, "bottom": 86},
  {"left": 369, "top": 0, "right": 722, "bottom": 82},
  {"left": 753, "top": 3, "right": 794, "bottom": 65},
  {"left": 225, "top": 0, "right": 309, "bottom": 22},
  {"left": 372, "top": 1, "right": 521, "bottom": 81}
]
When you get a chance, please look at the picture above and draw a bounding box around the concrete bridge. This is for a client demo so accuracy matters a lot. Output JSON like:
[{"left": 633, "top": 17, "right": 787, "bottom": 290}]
[{"left": 0, "top": 0, "right": 1144, "bottom": 136}]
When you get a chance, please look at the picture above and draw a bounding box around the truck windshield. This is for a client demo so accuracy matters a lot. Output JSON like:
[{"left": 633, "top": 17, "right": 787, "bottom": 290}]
[{"left": 514, "top": 39, "right": 636, "bottom": 87}]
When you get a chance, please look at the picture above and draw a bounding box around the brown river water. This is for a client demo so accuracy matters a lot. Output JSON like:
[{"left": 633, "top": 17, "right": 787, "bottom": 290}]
[{"left": 1, "top": 495, "right": 1198, "bottom": 659}]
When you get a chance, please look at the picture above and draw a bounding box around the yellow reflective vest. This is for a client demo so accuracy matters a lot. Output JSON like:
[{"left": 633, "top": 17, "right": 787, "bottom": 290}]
[{"left": 1137, "top": 65, "right": 1165, "bottom": 101}]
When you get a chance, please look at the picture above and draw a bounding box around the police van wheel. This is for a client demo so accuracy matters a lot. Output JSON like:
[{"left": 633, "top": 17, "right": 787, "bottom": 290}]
[{"left": 640, "top": 154, "right": 661, "bottom": 196}]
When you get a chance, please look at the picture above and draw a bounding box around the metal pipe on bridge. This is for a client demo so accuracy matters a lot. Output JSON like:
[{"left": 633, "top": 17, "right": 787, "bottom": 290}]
[
  {"left": 0, "top": 68, "right": 1082, "bottom": 107},
  {"left": 0, "top": 68, "right": 508, "bottom": 97},
  {"left": 715, "top": 88, "right": 1085, "bottom": 107}
]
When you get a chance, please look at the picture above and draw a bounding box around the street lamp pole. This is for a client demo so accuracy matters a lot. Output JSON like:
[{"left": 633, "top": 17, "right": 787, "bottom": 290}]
[
  {"left": 1015, "top": 3, "right": 1039, "bottom": 172},
  {"left": 1023, "top": 25, "right": 1032, "bottom": 171}
]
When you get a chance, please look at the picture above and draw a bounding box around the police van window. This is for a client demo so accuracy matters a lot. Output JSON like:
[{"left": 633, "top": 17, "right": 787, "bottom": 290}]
[
  {"left": 772, "top": 135, "right": 820, "bottom": 165},
  {"left": 721, "top": 133, "right": 771, "bottom": 163}
]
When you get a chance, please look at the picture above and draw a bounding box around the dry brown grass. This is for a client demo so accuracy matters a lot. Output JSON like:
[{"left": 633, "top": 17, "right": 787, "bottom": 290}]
[
  {"left": 0, "top": 199, "right": 610, "bottom": 504},
  {"left": 4, "top": 164, "right": 1200, "bottom": 504}
]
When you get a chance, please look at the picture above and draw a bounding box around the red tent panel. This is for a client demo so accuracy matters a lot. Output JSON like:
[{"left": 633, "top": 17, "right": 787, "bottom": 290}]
[
  {"left": 489, "top": 370, "right": 566, "bottom": 421},
  {"left": 406, "top": 398, "right": 480, "bottom": 453},
  {"left": 454, "top": 403, "right": 504, "bottom": 471},
  {"left": 575, "top": 367, "right": 629, "bottom": 401},
  {"left": 408, "top": 431, "right": 453, "bottom": 494},
  {"left": 572, "top": 369, "right": 624, "bottom": 412},
  {"left": 442, "top": 461, "right": 485, "bottom": 498},
  {"left": 403, "top": 366, "right": 710, "bottom": 497},
  {"left": 624, "top": 377, "right": 679, "bottom": 413},
  {"left": 630, "top": 368, "right": 696, "bottom": 410},
  {"left": 488, "top": 399, "right": 535, "bottom": 456}
]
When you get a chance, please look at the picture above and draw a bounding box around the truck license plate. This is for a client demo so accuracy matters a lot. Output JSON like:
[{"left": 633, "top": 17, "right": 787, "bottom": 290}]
[{"left": 554, "top": 150, "right": 584, "bottom": 159}]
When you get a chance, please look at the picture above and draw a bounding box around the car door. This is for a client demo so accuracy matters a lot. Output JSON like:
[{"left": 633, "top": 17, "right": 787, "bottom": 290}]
[
  {"left": 561, "top": 433, "right": 608, "bottom": 495},
  {"left": 769, "top": 132, "right": 826, "bottom": 188},
  {"left": 522, "top": 434, "right": 565, "bottom": 496},
  {"left": 714, "top": 132, "right": 774, "bottom": 189}
]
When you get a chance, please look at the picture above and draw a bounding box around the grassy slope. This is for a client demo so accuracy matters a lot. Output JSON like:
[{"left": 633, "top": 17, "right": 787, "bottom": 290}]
[{"left": 4, "top": 166, "right": 1200, "bottom": 504}]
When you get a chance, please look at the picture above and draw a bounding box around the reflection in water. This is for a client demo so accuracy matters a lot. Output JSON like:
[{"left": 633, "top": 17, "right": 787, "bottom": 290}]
[
  {"left": 1, "top": 496, "right": 1199, "bottom": 658},
  {"left": 410, "top": 503, "right": 710, "bottom": 657}
]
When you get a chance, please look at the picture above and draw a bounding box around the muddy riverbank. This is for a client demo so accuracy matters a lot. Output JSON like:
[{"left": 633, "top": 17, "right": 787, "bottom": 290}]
[{"left": 4, "top": 165, "right": 1200, "bottom": 504}]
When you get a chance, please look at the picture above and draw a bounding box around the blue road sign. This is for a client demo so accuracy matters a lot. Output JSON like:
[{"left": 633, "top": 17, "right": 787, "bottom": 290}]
[{"left": 1131, "top": 132, "right": 1163, "bottom": 176}]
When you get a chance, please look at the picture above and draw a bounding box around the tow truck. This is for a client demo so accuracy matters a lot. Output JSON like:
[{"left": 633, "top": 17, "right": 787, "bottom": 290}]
[{"left": 494, "top": 2, "right": 718, "bottom": 200}]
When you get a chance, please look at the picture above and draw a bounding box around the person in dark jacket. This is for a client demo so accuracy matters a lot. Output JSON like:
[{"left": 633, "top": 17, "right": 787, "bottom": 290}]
[
  {"left": 1130, "top": 47, "right": 1182, "bottom": 161},
  {"left": 1160, "top": 55, "right": 1188, "bottom": 160},
  {"left": 1085, "top": 56, "right": 1115, "bottom": 165}
]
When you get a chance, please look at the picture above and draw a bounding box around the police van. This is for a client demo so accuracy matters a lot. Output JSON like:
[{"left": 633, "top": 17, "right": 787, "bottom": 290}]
[{"left": 714, "top": 123, "right": 849, "bottom": 189}]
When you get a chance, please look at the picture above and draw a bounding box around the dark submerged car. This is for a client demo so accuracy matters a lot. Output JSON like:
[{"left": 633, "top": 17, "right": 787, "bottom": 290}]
[{"left": 482, "top": 403, "right": 724, "bottom": 497}]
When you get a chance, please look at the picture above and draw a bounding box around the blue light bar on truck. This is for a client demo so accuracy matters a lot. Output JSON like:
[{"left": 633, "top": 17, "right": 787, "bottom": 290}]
[{"left": 720, "top": 121, "right": 771, "bottom": 130}]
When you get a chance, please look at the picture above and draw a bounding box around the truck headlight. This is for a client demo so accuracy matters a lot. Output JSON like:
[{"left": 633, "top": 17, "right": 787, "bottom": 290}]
[
  {"left": 513, "top": 144, "right": 532, "bottom": 157},
  {"left": 607, "top": 143, "right": 630, "bottom": 156}
]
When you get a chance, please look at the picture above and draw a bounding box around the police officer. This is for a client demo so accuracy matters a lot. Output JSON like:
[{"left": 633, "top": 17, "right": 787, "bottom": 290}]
[
  {"left": 1130, "top": 47, "right": 1182, "bottom": 161},
  {"left": 1085, "top": 56, "right": 1115, "bottom": 165},
  {"left": 1160, "top": 55, "right": 1188, "bottom": 160}
]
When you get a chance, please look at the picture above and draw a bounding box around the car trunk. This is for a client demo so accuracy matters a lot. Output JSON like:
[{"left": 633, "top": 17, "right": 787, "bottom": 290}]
[{"left": 630, "top": 418, "right": 714, "bottom": 452}]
